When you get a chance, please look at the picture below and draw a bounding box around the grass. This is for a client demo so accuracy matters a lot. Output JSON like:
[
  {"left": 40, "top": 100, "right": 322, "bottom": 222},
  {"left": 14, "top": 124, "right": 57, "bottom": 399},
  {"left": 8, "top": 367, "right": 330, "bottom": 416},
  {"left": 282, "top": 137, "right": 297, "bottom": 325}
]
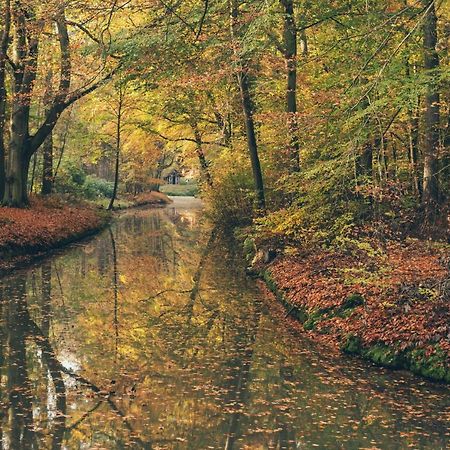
[{"left": 160, "top": 183, "right": 198, "bottom": 197}]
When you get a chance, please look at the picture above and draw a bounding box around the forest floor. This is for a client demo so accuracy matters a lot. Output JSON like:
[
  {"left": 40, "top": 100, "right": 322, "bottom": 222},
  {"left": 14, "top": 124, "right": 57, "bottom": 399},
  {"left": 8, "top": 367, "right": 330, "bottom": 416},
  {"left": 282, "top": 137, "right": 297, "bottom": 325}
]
[
  {"left": 0, "top": 196, "right": 111, "bottom": 275},
  {"left": 255, "top": 237, "right": 450, "bottom": 382}
]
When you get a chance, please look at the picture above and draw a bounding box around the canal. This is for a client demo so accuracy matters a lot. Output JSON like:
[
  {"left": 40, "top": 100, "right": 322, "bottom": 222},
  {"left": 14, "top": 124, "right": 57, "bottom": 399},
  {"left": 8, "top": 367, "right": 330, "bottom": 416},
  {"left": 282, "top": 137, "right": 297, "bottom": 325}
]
[{"left": 0, "top": 197, "right": 448, "bottom": 449}]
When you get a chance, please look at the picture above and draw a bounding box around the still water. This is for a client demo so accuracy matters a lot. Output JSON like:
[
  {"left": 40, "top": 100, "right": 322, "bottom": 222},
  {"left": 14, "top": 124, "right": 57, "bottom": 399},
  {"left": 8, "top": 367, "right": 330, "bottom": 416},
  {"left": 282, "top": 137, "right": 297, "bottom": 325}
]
[{"left": 0, "top": 197, "right": 448, "bottom": 450}]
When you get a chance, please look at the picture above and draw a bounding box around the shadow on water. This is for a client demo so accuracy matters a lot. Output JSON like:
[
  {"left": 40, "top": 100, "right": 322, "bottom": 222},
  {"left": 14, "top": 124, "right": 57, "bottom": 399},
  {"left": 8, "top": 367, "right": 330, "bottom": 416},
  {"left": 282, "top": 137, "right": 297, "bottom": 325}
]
[{"left": 0, "top": 197, "right": 448, "bottom": 449}]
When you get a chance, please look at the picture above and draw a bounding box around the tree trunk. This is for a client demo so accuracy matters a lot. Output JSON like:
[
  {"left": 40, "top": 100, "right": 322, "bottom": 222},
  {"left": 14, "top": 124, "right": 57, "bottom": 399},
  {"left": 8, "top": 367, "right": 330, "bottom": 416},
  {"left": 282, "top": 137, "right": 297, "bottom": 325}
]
[
  {"left": 421, "top": 0, "right": 441, "bottom": 221},
  {"left": 0, "top": 0, "right": 11, "bottom": 200},
  {"left": 2, "top": 3, "right": 114, "bottom": 207},
  {"left": 108, "top": 139, "right": 120, "bottom": 210},
  {"left": 108, "top": 86, "right": 124, "bottom": 211},
  {"left": 42, "top": 70, "right": 54, "bottom": 196},
  {"left": 2, "top": 2, "right": 38, "bottom": 207},
  {"left": 355, "top": 94, "right": 374, "bottom": 184},
  {"left": 41, "top": 133, "right": 53, "bottom": 195},
  {"left": 192, "top": 123, "right": 213, "bottom": 187},
  {"left": 442, "top": 105, "right": 450, "bottom": 189},
  {"left": 29, "top": 152, "right": 37, "bottom": 195},
  {"left": 408, "top": 102, "right": 421, "bottom": 196},
  {"left": 281, "top": 0, "right": 300, "bottom": 172},
  {"left": 230, "top": 0, "right": 266, "bottom": 210},
  {"left": 238, "top": 72, "right": 266, "bottom": 210},
  {"left": 299, "top": 29, "right": 308, "bottom": 57},
  {"left": 405, "top": 37, "right": 422, "bottom": 197},
  {"left": 4, "top": 103, "right": 32, "bottom": 206},
  {"left": 356, "top": 141, "right": 373, "bottom": 179}
]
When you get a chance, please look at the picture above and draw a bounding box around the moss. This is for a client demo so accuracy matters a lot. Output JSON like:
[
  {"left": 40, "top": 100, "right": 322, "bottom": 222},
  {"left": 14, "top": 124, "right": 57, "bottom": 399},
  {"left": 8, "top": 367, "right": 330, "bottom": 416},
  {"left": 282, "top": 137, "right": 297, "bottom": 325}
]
[
  {"left": 262, "top": 271, "right": 278, "bottom": 294},
  {"left": 262, "top": 270, "right": 307, "bottom": 323},
  {"left": 341, "top": 339, "right": 449, "bottom": 382},
  {"left": 243, "top": 237, "right": 256, "bottom": 262},
  {"left": 341, "top": 293, "right": 364, "bottom": 310},
  {"left": 337, "top": 308, "right": 356, "bottom": 319},
  {"left": 303, "top": 317, "right": 317, "bottom": 331},
  {"left": 363, "top": 344, "right": 402, "bottom": 369},
  {"left": 303, "top": 310, "right": 326, "bottom": 331},
  {"left": 341, "top": 334, "right": 362, "bottom": 354},
  {"left": 407, "top": 347, "right": 449, "bottom": 382},
  {"left": 256, "top": 262, "right": 449, "bottom": 383}
]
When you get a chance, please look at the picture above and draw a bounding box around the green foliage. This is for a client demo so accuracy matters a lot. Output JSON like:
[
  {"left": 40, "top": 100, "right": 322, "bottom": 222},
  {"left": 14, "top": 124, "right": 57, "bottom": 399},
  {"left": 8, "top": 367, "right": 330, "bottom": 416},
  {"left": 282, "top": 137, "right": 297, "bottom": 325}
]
[
  {"left": 341, "top": 335, "right": 362, "bottom": 354},
  {"left": 408, "top": 347, "right": 450, "bottom": 382},
  {"left": 206, "top": 170, "right": 256, "bottom": 228},
  {"left": 69, "top": 165, "right": 87, "bottom": 186},
  {"left": 341, "top": 294, "right": 365, "bottom": 310},
  {"left": 242, "top": 236, "right": 257, "bottom": 263},
  {"left": 83, "top": 176, "right": 115, "bottom": 199},
  {"left": 55, "top": 165, "right": 113, "bottom": 200},
  {"left": 54, "top": 164, "right": 86, "bottom": 196}
]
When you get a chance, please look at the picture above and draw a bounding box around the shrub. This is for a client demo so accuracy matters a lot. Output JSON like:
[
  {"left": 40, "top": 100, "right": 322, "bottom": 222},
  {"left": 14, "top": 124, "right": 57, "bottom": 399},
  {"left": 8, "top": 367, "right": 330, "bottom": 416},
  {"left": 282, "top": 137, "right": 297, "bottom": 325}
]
[
  {"left": 55, "top": 164, "right": 114, "bottom": 200},
  {"left": 54, "top": 164, "right": 87, "bottom": 196},
  {"left": 83, "top": 175, "right": 115, "bottom": 199},
  {"left": 206, "top": 170, "right": 255, "bottom": 228}
]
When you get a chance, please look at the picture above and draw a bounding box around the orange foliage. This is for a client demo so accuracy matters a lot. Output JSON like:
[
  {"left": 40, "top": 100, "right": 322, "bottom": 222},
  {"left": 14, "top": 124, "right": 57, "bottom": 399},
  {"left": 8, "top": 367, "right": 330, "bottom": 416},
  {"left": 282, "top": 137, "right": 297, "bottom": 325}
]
[
  {"left": 128, "top": 191, "right": 172, "bottom": 207},
  {"left": 0, "top": 197, "right": 106, "bottom": 266}
]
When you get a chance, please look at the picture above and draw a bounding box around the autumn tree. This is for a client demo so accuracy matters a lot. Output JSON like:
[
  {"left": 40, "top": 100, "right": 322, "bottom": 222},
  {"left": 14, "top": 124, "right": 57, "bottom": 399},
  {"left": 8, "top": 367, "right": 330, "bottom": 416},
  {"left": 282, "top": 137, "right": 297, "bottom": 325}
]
[
  {"left": 421, "top": 0, "right": 441, "bottom": 222},
  {"left": 108, "top": 82, "right": 128, "bottom": 210},
  {"left": 280, "top": 0, "right": 300, "bottom": 172},
  {"left": 0, "top": 0, "right": 10, "bottom": 200},
  {"left": 1, "top": 0, "right": 118, "bottom": 206},
  {"left": 230, "top": 0, "right": 266, "bottom": 210}
]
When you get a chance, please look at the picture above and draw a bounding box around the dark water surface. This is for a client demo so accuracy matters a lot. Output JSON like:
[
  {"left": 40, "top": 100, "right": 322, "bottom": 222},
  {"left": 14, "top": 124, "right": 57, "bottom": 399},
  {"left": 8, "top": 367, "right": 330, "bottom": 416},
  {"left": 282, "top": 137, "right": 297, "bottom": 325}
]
[{"left": 0, "top": 197, "right": 448, "bottom": 450}]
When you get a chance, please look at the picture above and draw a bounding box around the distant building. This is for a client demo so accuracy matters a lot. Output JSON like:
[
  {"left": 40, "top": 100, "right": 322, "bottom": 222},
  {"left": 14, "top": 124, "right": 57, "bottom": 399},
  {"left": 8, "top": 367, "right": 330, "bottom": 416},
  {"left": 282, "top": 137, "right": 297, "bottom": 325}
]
[{"left": 164, "top": 169, "right": 182, "bottom": 185}]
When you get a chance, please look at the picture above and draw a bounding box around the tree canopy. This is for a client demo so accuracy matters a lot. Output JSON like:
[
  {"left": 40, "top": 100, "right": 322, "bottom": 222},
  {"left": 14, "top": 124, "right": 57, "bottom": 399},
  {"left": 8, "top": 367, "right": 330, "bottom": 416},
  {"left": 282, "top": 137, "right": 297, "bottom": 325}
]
[{"left": 0, "top": 0, "right": 448, "bottom": 233}]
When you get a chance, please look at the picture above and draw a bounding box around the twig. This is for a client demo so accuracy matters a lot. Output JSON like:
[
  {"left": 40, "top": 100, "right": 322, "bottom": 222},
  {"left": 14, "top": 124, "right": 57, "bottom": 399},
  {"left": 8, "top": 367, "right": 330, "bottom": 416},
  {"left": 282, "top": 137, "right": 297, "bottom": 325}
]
[
  {"left": 195, "top": 0, "right": 209, "bottom": 41},
  {"left": 284, "top": 305, "right": 297, "bottom": 318}
]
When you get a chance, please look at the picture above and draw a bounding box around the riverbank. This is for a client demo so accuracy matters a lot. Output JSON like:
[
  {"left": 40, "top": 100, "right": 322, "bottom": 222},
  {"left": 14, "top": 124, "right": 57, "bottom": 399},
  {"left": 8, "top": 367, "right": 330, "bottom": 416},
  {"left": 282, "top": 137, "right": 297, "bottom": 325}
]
[
  {"left": 0, "top": 192, "right": 173, "bottom": 276},
  {"left": 249, "top": 238, "right": 450, "bottom": 383},
  {"left": 0, "top": 197, "right": 111, "bottom": 275},
  {"left": 95, "top": 191, "right": 173, "bottom": 209}
]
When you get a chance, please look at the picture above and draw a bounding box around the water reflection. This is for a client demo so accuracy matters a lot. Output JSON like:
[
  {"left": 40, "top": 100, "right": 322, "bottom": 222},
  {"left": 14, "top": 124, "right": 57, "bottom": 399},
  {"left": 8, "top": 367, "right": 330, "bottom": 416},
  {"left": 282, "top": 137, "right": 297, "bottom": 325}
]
[{"left": 0, "top": 197, "right": 448, "bottom": 449}]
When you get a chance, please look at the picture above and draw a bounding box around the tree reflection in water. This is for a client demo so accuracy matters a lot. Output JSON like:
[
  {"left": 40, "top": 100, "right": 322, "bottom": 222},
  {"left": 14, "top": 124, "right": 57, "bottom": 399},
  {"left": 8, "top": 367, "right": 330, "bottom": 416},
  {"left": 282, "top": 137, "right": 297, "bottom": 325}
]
[{"left": 0, "top": 198, "right": 448, "bottom": 449}]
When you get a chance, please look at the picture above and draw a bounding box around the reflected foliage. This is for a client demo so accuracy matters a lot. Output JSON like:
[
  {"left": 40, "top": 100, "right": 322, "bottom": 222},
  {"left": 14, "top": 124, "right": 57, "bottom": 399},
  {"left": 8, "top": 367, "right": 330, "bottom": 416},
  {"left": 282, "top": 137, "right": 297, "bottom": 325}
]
[{"left": 0, "top": 198, "right": 448, "bottom": 449}]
